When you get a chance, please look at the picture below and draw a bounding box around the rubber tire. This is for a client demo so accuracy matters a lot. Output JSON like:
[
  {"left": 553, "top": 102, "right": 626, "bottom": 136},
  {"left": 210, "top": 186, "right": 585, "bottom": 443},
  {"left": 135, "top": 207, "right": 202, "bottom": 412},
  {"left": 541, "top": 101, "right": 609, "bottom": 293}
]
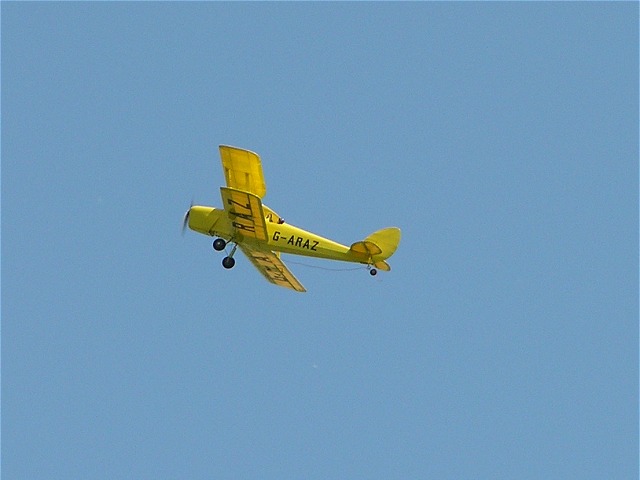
[
  {"left": 222, "top": 256, "right": 235, "bottom": 269},
  {"left": 213, "top": 238, "right": 226, "bottom": 251}
]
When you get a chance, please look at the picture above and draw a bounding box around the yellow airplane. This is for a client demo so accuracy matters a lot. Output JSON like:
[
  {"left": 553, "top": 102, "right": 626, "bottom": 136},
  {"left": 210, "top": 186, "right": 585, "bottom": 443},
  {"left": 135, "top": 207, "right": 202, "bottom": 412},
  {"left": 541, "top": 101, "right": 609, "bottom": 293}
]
[{"left": 183, "top": 145, "right": 401, "bottom": 292}]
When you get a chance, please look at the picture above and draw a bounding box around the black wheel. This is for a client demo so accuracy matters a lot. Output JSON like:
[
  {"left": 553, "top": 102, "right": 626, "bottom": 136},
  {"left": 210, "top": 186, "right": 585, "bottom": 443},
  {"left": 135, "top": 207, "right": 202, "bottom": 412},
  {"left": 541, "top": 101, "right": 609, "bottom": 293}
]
[
  {"left": 222, "top": 256, "right": 235, "bottom": 269},
  {"left": 369, "top": 268, "right": 377, "bottom": 276},
  {"left": 213, "top": 238, "right": 226, "bottom": 251}
]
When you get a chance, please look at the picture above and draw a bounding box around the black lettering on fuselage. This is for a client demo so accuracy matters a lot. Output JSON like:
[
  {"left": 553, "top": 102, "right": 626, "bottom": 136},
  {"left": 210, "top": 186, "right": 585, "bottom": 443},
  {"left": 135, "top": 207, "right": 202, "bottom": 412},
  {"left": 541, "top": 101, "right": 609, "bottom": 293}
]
[{"left": 280, "top": 235, "right": 319, "bottom": 251}]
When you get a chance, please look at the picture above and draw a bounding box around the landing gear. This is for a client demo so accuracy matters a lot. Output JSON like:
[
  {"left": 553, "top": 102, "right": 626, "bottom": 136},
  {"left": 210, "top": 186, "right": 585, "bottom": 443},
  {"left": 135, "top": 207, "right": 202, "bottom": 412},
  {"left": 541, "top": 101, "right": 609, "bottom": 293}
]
[
  {"left": 222, "top": 243, "right": 238, "bottom": 269},
  {"left": 212, "top": 236, "right": 238, "bottom": 269},
  {"left": 213, "top": 238, "right": 226, "bottom": 251}
]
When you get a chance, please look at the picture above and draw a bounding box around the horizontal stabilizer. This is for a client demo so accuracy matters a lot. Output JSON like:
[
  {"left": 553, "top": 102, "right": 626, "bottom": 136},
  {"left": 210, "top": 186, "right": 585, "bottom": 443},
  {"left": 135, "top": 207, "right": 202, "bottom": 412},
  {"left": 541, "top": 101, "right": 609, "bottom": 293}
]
[
  {"left": 374, "top": 260, "right": 391, "bottom": 272},
  {"left": 349, "top": 227, "right": 401, "bottom": 264},
  {"left": 350, "top": 240, "right": 382, "bottom": 257}
]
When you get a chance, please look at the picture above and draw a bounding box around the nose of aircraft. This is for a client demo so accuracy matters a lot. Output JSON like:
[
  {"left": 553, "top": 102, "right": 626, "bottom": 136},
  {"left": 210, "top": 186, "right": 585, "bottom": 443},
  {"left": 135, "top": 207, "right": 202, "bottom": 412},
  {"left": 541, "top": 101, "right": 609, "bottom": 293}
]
[{"left": 184, "top": 206, "right": 219, "bottom": 235}]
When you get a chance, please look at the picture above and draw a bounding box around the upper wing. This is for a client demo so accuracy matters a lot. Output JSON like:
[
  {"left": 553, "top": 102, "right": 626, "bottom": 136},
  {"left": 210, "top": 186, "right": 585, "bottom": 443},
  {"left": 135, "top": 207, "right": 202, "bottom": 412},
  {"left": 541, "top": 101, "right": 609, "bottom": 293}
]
[
  {"left": 219, "top": 145, "right": 267, "bottom": 198},
  {"left": 220, "top": 187, "right": 269, "bottom": 242},
  {"left": 239, "top": 245, "right": 306, "bottom": 292}
]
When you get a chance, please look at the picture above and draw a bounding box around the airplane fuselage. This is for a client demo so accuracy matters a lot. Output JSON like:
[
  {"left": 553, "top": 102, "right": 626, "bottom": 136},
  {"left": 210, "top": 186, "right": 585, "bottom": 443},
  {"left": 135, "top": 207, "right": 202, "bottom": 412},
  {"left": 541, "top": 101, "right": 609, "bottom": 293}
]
[{"left": 188, "top": 205, "right": 360, "bottom": 263}]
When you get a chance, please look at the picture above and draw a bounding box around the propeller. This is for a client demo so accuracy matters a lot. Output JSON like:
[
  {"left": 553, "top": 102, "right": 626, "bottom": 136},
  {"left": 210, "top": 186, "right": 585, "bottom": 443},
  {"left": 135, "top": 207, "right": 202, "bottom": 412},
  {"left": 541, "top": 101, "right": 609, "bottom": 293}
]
[{"left": 182, "top": 201, "right": 193, "bottom": 236}]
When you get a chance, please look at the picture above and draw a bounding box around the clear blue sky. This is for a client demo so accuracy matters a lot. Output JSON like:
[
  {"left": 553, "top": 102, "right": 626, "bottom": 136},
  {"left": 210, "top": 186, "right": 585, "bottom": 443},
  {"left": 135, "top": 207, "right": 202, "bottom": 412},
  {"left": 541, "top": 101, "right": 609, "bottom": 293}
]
[{"left": 3, "top": 3, "right": 637, "bottom": 479}]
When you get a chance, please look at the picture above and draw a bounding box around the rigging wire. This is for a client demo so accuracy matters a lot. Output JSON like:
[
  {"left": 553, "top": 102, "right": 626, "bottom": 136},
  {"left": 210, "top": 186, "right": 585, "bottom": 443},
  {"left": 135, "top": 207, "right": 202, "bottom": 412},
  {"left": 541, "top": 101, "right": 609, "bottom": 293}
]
[{"left": 286, "top": 259, "right": 365, "bottom": 272}]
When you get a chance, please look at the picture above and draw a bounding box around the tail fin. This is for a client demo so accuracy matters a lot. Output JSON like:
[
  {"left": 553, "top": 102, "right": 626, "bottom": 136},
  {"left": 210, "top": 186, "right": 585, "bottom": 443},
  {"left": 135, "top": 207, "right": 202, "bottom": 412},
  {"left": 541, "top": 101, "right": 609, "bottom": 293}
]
[
  {"left": 364, "top": 227, "right": 401, "bottom": 259},
  {"left": 349, "top": 227, "right": 401, "bottom": 266}
]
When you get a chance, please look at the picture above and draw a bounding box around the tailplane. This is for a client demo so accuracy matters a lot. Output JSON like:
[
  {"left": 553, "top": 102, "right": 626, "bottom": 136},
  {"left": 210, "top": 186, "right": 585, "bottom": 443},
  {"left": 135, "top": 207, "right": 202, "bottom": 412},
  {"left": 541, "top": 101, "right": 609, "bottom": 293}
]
[{"left": 349, "top": 227, "right": 401, "bottom": 266}]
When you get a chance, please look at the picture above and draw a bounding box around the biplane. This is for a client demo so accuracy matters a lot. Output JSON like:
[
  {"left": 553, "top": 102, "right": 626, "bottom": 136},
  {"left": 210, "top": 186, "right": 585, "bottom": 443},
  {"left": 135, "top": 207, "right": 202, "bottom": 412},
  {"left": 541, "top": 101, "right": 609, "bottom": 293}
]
[{"left": 183, "top": 145, "right": 401, "bottom": 292}]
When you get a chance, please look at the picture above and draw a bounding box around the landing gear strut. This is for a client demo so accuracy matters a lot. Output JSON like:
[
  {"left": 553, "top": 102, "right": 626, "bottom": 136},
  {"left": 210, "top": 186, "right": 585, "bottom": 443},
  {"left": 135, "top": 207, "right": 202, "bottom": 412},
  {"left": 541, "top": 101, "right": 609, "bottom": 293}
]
[{"left": 222, "top": 243, "right": 238, "bottom": 269}]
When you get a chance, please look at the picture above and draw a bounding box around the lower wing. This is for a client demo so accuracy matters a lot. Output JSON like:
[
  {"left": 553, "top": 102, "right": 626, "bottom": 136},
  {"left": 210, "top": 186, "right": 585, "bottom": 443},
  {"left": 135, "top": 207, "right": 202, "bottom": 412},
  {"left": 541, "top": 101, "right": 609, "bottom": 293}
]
[{"left": 239, "top": 245, "right": 306, "bottom": 293}]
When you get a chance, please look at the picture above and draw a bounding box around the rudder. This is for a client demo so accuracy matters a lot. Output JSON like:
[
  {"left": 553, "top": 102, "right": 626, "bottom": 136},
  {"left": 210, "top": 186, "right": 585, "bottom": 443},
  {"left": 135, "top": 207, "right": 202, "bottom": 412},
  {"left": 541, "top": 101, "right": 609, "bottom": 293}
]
[{"left": 365, "top": 227, "right": 401, "bottom": 260}]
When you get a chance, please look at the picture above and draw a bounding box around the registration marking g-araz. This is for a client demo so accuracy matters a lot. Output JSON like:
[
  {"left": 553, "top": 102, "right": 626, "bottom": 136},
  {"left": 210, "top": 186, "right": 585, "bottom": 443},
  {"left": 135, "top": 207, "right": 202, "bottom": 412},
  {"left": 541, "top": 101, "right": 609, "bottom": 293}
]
[{"left": 272, "top": 231, "right": 318, "bottom": 251}]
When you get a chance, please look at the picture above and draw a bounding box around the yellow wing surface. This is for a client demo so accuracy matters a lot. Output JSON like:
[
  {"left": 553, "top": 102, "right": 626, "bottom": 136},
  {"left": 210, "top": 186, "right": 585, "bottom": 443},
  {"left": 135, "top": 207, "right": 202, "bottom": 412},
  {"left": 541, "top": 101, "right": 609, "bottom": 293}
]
[
  {"left": 220, "top": 186, "right": 305, "bottom": 292},
  {"left": 219, "top": 145, "right": 267, "bottom": 198},
  {"left": 220, "top": 187, "right": 269, "bottom": 242},
  {"left": 239, "top": 246, "right": 306, "bottom": 292}
]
